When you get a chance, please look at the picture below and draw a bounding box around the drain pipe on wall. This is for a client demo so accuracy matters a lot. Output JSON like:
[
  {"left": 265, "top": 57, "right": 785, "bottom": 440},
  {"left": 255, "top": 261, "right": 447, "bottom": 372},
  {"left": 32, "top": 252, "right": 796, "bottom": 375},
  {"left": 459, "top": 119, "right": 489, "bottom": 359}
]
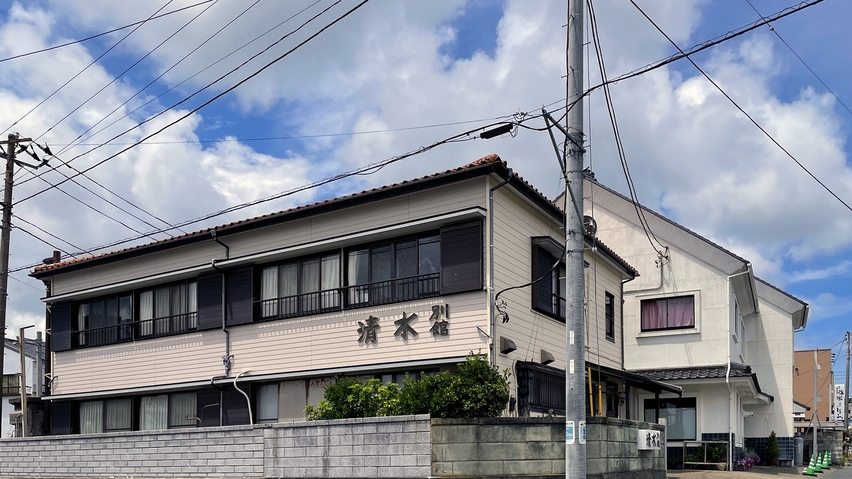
[
  {"left": 488, "top": 169, "right": 512, "bottom": 367},
  {"left": 211, "top": 229, "right": 233, "bottom": 377},
  {"left": 726, "top": 268, "right": 752, "bottom": 472},
  {"left": 235, "top": 369, "right": 253, "bottom": 425}
]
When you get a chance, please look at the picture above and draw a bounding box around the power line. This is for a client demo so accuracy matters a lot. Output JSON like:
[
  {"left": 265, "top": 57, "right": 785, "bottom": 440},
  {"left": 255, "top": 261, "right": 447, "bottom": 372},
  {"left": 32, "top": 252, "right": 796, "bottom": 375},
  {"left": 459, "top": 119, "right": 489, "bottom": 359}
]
[
  {"left": 11, "top": 215, "right": 82, "bottom": 254},
  {"left": 53, "top": 0, "right": 325, "bottom": 158},
  {"left": 16, "top": 0, "right": 351, "bottom": 193},
  {"left": 1, "top": 1, "right": 176, "bottom": 136},
  {"left": 744, "top": 0, "right": 852, "bottom": 119},
  {"left": 11, "top": 114, "right": 533, "bottom": 274},
  {"left": 630, "top": 0, "right": 852, "bottom": 214},
  {"left": 0, "top": 1, "right": 215, "bottom": 64},
  {"left": 587, "top": 0, "right": 667, "bottom": 257},
  {"left": 53, "top": 0, "right": 265, "bottom": 158},
  {"left": 35, "top": 0, "right": 221, "bottom": 142}
]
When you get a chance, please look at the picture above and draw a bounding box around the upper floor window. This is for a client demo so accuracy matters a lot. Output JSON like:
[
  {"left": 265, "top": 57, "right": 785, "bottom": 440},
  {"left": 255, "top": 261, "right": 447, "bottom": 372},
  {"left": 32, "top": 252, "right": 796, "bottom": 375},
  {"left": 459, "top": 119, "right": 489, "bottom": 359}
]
[
  {"left": 640, "top": 295, "right": 694, "bottom": 331},
  {"left": 138, "top": 280, "right": 197, "bottom": 338},
  {"left": 346, "top": 234, "right": 440, "bottom": 307},
  {"left": 605, "top": 292, "right": 615, "bottom": 341},
  {"left": 259, "top": 252, "right": 340, "bottom": 321},
  {"left": 76, "top": 293, "right": 132, "bottom": 347},
  {"left": 531, "top": 238, "right": 565, "bottom": 320}
]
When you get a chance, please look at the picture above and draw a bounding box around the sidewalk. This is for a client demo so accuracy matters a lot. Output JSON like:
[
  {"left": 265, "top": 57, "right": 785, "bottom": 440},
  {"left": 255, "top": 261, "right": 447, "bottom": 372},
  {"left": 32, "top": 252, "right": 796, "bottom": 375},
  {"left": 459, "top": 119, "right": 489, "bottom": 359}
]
[{"left": 668, "top": 465, "right": 850, "bottom": 479}]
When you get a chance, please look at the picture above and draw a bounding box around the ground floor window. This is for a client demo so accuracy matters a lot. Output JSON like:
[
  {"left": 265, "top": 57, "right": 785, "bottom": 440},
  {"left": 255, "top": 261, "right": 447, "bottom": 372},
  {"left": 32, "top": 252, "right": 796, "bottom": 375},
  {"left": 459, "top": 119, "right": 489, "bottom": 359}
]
[
  {"left": 256, "top": 383, "right": 279, "bottom": 423},
  {"left": 79, "top": 398, "right": 132, "bottom": 434},
  {"left": 644, "top": 397, "right": 697, "bottom": 440}
]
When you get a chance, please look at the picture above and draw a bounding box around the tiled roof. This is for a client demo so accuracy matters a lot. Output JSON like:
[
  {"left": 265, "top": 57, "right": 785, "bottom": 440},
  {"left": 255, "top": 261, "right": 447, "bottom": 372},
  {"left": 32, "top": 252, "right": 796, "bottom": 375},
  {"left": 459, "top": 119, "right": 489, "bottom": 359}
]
[
  {"left": 631, "top": 363, "right": 774, "bottom": 401},
  {"left": 630, "top": 363, "right": 754, "bottom": 381},
  {"left": 31, "top": 153, "right": 636, "bottom": 279}
]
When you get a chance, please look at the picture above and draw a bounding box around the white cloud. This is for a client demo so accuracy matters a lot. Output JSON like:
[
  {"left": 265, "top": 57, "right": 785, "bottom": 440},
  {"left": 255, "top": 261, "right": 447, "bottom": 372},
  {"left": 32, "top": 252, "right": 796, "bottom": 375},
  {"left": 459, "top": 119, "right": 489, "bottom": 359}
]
[{"left": 789, "top": 261, "right": 852, "bottom": 283}]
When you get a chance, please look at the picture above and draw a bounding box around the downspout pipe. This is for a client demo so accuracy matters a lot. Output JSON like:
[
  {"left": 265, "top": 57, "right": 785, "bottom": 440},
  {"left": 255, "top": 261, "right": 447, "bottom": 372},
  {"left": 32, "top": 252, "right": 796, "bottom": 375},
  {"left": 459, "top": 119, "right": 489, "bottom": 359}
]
[
  {"left": 488, "top": 169, "right": 512, "bottom": 367},
  {"left": 726, "top": 269, "right": 752, "bottom": 471},
  {"left": 211, "top": 229, "right": 232, "bottom": 377}
]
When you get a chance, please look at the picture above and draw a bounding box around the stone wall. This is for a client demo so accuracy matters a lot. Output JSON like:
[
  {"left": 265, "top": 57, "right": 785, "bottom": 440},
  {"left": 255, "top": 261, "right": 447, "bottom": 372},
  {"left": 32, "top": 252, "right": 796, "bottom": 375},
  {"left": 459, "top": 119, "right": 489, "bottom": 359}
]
[{"left": 431, "top": 416, "right": 666, "bottom": 479}]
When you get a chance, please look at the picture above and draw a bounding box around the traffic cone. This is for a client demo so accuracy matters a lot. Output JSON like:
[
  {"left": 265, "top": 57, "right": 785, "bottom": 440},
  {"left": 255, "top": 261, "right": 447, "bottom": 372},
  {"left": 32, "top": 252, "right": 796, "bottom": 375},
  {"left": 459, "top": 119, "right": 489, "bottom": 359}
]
[
  {"left": 814, "top": 453, "right": 823, "bottom": 473},
  {"left": 803, "top": 454, "right": 817, "bottom": 476},
  {"left": 822, "top": 452, "right": 830, "bottom": 469}
]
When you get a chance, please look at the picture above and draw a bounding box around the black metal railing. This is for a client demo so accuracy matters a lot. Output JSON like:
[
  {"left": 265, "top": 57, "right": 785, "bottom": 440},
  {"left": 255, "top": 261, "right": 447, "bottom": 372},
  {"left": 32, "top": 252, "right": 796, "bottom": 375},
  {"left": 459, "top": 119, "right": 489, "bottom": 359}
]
[
  {"left": 74, "top": 312, "right": 198, "bottom": 348},
  {"left": 256, "top": 272, "right": 441, "bottom": 322},
  {"left": 516, "top": 362, "right": 565, "bottom": 415}
]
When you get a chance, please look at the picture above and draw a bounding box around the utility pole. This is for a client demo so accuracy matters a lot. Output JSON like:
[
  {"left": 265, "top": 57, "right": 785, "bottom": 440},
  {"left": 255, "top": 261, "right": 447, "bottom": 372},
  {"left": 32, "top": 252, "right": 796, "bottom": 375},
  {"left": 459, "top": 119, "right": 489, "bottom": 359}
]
[
  {"left": 18, "top": 325, "right": 33, "bottom": 437},
  {"left": 565, "top": 0, "right": 586, "bottom": 478},
  {"left": 845, "top": 331, "right": 850, "bottom": 429},
  {"left": 0, "top": 133, "right": 43, "bottom": 396},
  {"left": 813, "top": 349, "right": 819, "bottom": 462}
]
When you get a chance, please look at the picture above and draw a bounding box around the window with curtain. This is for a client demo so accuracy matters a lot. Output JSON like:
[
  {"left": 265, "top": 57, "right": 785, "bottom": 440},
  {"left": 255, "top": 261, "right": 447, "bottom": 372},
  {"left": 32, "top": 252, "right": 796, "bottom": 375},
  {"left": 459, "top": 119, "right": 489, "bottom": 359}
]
[
  {"left": 139, "top": 280, "right": 198, "bottom": 337},
  {"left": 257, "top": 383, "right": 279, "bottom": 423},
  {"left": 140, "top": 395, "right": 169, "bottom": 431},
  {"left": 643, "top": 397, "right": 697, "bottom": 441},
  {"left": 75, "top": 293, "right": 132, "bottom": 347},
  {"left": 105, "top": 398, "right": 132, "bottom": 431},
  {"left": 169, "top": 392, "right": 197, "bottom": 428},
  {"left": 640, "top": 296, "right": 695, "bottom": 331},
  {"left": 79, "top": 401, "right": 103, "bottom": 434},
  {"left": 345, "top": 233, "right": 440, "bottom": 307},
  {"left": 259, "top": 252, "right": 340, "bottom": 320}
]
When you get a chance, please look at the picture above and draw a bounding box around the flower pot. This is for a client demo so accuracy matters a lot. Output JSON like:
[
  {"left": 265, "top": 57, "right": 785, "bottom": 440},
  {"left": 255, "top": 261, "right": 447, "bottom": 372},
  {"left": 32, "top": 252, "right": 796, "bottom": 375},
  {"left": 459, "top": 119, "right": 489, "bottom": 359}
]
[{"left": 716, "top": 463, "right": 726, "bottom": 470}]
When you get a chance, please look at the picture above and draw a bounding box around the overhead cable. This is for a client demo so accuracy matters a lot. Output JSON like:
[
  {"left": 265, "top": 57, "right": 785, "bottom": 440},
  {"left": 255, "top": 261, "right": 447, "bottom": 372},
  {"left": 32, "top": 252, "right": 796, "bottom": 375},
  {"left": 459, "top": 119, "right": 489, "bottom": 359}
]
[{"left": 631, "top": 0, "right": 852, "bottom": 214}]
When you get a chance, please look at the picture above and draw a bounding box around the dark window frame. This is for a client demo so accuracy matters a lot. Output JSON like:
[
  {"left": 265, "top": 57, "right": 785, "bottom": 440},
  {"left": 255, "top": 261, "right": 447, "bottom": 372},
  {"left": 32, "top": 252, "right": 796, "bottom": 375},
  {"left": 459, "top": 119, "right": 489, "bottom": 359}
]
[
  {"left": 605, "top": 291, "right": 615, "bottom": 342},
  {"left": 256, "top": 250, "right": 342, "bottom": 322},
  {"left": 640, "top": 295, "right": 696, "bottom": 332},
  {"left": 643, "top": 397, "right": 697, "bottom": 441},
  {"left": 531, "top": 238, "right": 566, "bottom": 322}
]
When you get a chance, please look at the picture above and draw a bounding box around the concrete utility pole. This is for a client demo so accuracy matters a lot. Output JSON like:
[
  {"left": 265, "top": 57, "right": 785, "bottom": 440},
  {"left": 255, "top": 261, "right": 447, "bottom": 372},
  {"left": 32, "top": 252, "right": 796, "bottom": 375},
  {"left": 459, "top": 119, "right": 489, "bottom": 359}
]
[
  {"left": 845, "top": 331, "right": 850, "bottom": 429},
  {"left": 813, "top": 350, "right": 819, "bottom": 461},
  {"left": 564, "top": 0, "right": 586, "bottom": 477},
  {"left": 0, "top": 133, "right": 19, "bottom": 385}
]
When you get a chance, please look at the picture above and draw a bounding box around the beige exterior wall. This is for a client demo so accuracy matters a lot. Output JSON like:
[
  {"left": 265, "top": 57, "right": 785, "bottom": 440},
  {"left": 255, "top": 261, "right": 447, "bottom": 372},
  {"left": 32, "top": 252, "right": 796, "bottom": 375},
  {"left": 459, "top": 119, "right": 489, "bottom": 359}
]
[
  {"left": 489, "top": 178, "right": 626, "bottom": 396},
  {"left": 50, "top": 179, "right": 488, "bottom": 297}
]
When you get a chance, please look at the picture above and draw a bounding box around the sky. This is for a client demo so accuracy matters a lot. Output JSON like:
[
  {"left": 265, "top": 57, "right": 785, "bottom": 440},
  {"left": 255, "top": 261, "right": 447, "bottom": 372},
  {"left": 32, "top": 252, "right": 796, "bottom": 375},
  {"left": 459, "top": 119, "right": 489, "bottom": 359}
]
[{"left": 0, "top": 0, "right": 850, "bottom": 380}]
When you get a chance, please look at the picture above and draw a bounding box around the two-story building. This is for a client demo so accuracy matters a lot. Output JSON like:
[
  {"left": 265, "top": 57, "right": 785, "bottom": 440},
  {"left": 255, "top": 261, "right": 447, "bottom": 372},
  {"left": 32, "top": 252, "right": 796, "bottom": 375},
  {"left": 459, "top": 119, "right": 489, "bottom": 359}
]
[
  {"left": 31, "top": 155, "right": 678, "bottom": 435},
  {"left": 583, "top": 176, "right": 808, "bottom": 467}
]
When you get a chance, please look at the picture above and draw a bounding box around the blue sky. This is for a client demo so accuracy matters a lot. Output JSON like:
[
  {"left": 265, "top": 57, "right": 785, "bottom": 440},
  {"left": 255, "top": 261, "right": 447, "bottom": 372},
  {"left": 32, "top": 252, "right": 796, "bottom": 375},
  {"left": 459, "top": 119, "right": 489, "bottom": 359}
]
[{"left": 0, "top": 0, "right": 850, "bottom": 380}]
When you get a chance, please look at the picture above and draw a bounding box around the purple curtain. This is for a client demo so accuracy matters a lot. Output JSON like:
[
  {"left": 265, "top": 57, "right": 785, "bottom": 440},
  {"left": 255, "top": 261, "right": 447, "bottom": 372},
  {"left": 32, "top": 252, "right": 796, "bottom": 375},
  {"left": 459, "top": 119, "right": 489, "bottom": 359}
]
[
  {"left": 668, "top": 296, "right": 694, "bottom": 327},
  {"left": 641, "top": 301, "right": 666, "bottom": 330},
  {"left": 642, "top": 296, "right": 694, "bottom": 330}
]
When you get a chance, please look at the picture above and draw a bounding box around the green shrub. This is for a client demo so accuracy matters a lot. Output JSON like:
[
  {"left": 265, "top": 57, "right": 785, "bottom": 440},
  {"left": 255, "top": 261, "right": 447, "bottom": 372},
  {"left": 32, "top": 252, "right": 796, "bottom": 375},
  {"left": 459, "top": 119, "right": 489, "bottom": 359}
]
[
  {"left": 765, "top": 431, "right": 780, "bottom": 463},
  {"left": 306, "top": 352, "right": 510, "bottom": 420}
]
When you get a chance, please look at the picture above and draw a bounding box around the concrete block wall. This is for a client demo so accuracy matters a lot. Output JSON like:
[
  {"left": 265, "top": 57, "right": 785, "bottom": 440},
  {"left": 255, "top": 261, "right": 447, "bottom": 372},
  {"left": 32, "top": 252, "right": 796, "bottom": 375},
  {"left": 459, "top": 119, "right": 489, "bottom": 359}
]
[
  {"left": 0, "top": 425, "right": 266, "bottom": 477},
  {"left": 586, "top": 417, "right": 666, "bottom": 479},
  {"left": 431, "top": 417, "right": 565, "bottom": 476},
  {"left": 431, "top": 416, "right": 665, "bottom": 479},
  {"left": 264, "top": 415, "right": 431, "bottom": 478}
]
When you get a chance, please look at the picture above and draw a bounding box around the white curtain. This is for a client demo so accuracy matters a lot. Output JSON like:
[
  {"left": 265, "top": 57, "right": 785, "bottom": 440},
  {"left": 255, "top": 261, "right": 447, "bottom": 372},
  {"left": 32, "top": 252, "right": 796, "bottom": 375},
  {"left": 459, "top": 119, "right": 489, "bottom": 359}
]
[
  {"left": 169, "top": 393, "right": 197, "bottom": 427},
  {"left": 155, "top": 286, "right": 170, "bottom": 334},
  {"left": 187, "top": 281, "right": 197, "bottom": 329},
  {"left": 321, "top": 254, "right": 340, "bottom": 308},
  {"left": 79, "top": 401, "right": 103, "bottom": 434},
  {"left": 77, "top": 303, "right": 88, "bottom": 346},
  {"left": 139, "top": 290, "right": 153, "bottom": 336},
  {"left": 281, "top": 263, "right": 298, "bottom": 315},
  {"left": 106, "top": 398, "right": 131, "bottom": 431},
  {"left": 140, "top": 395, "right": 168, "bottom": 431},
  {"left": 261, "top": 266, "right": 278, "bottom": 317}
]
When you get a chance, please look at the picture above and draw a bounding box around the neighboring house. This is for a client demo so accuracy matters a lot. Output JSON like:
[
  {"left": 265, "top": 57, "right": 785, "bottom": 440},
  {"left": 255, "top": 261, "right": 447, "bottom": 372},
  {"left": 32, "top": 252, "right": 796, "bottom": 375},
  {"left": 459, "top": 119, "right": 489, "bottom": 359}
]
[
  {"left": 582, "top": 176, "right": 808, "bottom": 466},
  {"left": 792, "top": 349, "right": 835, "bottom": 423},
  {"left": 792, "top": 399, "right": 810, "bottom": 422},
  {"left": 30, "top": 155, "right": 677, "bottom": 435},
  {"left": 2, "top": 336, "right": 45, "bottom": 437}
]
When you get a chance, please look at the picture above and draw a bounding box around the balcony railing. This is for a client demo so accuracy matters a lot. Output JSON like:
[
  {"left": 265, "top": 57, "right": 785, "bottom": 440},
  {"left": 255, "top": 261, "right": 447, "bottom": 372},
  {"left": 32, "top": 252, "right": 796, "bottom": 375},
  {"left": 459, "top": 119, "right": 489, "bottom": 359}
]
[
  {"left": 256, "top": 272, "right": 441, "bottom": 322},
  {"left": 74, "top": 312, "right": 198, "bottom": 348},
  {"left": 516, "top": 362, "right": 565, "bottom": 415}
]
